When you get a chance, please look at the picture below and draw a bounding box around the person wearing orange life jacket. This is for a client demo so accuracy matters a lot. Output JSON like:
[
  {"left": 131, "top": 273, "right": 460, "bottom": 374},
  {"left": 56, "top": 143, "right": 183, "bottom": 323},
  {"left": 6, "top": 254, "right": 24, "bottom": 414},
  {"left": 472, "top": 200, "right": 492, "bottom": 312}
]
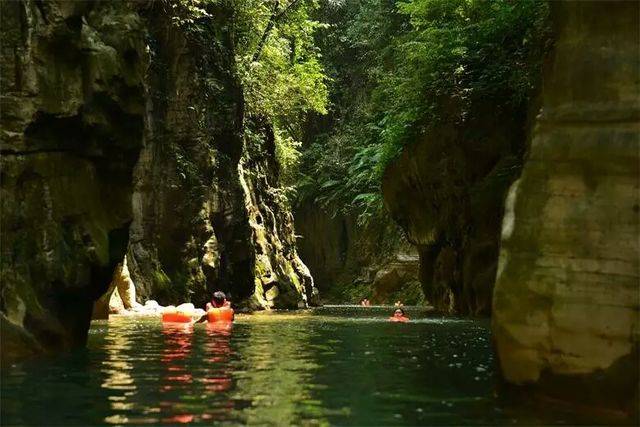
[{"left": 196, "top": 291, "right": 234, "bottom": 323}]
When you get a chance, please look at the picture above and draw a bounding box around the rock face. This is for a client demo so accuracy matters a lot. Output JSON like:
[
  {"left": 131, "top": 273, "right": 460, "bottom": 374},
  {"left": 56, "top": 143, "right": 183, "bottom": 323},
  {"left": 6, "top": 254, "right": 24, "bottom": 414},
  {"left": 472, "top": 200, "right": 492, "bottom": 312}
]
[
  {"left": 0, "top": 0, "right": 147, "bottom": 360},
  {"left": 125, "top": 6, "right": 315, "bottom": 310},
  {"left": 492, "top": 1, "right": 639, "bottom": 412},
  {"left": 295, "top": 207, "right": 421, "bottom": 304},
  {"left": 125, "top": 3, "right": 248, "bottom": 308},
  {"left": 238, "top": 120, "right": 318, "bottom": 309},
  {"left": 381, "top": 102, "right": 528, "bottom": 315},
  {"left": 1, "top": 0, "right": 316, "bottom": 361},
  {"left": 92, "top": 256, "right": 139, "bottom": 319}
]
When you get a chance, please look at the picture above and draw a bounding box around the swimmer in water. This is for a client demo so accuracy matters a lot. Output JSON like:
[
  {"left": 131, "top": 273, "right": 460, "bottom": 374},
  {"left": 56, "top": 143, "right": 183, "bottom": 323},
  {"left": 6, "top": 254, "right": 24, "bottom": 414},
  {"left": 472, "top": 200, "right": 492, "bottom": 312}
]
[
  {"left": 196, "top": 291, "right": 233, "bottom": 323},
  {"left": 206, "top": 291, "right": 231, "bottom": 310},
  {"left": 389, "top": 307, "right": 409, "bottom": 322}
]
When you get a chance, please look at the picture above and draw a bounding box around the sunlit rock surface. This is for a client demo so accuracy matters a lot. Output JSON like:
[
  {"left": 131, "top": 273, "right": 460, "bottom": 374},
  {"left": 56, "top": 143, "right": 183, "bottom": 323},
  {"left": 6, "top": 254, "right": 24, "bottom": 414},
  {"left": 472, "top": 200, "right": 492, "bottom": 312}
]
[
  {"left": 124, "top": 7, "right": 316, "bottom": 310},
  {"left": 492, "top": 0, "right": 639, "bottom": 412},
  {"left": 1, "top": 0, "right": 316, "bottom": 362},
  {"left": 0, "top": 0, "right": 146, "bottom": 362},
  {"left": 92, "top": 257, "right": 140, "bottom": 319},
  {"left": 238, "top": 120, "right": 318, "bottom": 309}
]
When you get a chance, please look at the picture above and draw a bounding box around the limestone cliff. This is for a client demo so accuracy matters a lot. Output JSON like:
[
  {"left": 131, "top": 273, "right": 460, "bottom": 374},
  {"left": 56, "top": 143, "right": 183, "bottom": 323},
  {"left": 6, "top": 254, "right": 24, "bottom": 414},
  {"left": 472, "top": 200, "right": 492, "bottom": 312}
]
[
  {"left": 1, "top": 0, "right": 316, "bottom": 361},
  {"left": 241, "top": 120, "right": 317, "bottom": 309},
  {"left": 492, "top": 1, "right": 639, "bottom": 412},
  {"left": 124, "top": 4, "right": 316, "bottom": 310},
  {"left": 381, "top": 93, "right": 530, "bottom": 315},
  {"left": 0, "top": 0, "right": 147, "bottom": 360},
  {"left": 295, "top": 207, "right": 421, "bottom": 304},
  {"left": 123, "top": 3, "right": 252, "bottom": 307}
]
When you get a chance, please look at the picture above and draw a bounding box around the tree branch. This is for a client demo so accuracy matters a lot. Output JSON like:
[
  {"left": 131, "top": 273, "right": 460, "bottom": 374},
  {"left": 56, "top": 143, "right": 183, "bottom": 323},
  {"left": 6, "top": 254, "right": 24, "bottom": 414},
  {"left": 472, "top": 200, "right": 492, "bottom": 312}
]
[{"left": 251, "top": 0, "right": 303, "bottom": 63}]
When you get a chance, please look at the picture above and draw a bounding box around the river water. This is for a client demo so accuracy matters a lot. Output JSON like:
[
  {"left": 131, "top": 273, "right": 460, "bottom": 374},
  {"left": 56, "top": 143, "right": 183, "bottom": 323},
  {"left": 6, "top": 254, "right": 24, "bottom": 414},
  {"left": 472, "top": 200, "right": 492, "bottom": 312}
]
[{"left": 0, "top": 306, "right": 617, "bottom": 425}]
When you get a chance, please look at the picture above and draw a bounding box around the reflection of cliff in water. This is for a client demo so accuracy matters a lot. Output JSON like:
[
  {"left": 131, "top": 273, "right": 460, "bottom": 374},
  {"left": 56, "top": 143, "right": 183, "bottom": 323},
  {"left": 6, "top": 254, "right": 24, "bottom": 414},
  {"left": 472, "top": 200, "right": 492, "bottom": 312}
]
[
  {"left": 102, "top": 328, "right": 137, "bottom": 425},
  {"left": 232, "top": 314, "right": 325, "bottom": 425}
]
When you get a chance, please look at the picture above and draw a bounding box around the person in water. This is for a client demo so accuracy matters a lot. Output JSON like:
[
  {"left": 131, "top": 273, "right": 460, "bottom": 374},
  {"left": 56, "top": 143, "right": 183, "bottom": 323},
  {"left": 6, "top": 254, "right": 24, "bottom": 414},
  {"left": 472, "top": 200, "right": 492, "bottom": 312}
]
[
  {"left": 206, "top": 291, "right": 231, "bottom": 310},
  {"left": 389, "top": 307, "right": 409, "bottom": 322},
  {"left": 196, "top": 291, "right": 233, "bottom": 323}
]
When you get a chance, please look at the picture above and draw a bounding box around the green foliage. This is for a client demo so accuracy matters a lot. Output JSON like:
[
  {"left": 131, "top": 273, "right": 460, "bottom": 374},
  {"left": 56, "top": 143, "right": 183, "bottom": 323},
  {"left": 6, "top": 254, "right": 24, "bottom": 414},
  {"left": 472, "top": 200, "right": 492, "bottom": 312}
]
[
  {"left": 377, "top": 0, "right": 551, "bottom": 149},
  {"left": 168, "top": 0, "right": 329, "bottom": 187},
  {"left": 235, "top": 0, "right": 329, "bottom": 185},
  {"left": 165, "top": 0, "right": 214, "bottom": 28},
  {"left": 297, "top": 0, "right": 551, "bottom": 224}
]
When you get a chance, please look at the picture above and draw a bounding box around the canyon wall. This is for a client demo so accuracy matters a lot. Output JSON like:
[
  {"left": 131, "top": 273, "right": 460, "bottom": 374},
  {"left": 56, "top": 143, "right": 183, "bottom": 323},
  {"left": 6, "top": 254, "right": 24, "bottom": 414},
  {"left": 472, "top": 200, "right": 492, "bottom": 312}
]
[
  {"left": 1, "top": 0, "right": 147, "bottom": 360},
  {"left": 124, "top": 4, "right": 315, "bottom": 310},
  {"left": 381, "top": 98, "right": 529, "bottom": 315},
  {"left": 295, "top": 207, "right": 421, "bottom": 304},
  {"left": 1, "top": 0, "right": 316, "bottom": 362},
  {"left": 492, "top": 0, "right": 639, "bottom": 412}
]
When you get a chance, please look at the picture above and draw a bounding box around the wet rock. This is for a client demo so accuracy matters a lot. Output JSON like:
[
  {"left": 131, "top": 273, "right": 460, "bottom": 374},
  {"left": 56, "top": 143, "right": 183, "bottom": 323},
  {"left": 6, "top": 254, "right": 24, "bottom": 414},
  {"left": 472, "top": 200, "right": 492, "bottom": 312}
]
[
  {"left": 0, "top": 0, "right": 146, "bottom": 362},
  {"left": 295, "top": 205, "right": 421, "bottom": 304},
  {"left": 492, "top": 0, "right": 639, "bottom": 412}
]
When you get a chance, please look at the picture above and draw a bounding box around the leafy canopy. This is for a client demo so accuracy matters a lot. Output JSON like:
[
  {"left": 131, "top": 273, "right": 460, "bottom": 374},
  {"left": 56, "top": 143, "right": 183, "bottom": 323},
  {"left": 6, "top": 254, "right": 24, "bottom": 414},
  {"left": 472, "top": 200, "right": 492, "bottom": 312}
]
[
  {"left": 235, "top": 0, "right": 329, "bottom": 185},
  {"left": 170, "top": 0, "right": 329, "bottom": 186},
  {"left": 297, "top": 0, "right": 550, "bottom": 224}
]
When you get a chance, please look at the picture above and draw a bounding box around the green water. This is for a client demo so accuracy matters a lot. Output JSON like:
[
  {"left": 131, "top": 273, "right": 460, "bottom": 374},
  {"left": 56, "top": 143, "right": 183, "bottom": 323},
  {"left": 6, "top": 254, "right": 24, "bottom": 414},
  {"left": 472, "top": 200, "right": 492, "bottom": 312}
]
[{"left": 0, "top": 306, "right": 614, "bottom": 425}]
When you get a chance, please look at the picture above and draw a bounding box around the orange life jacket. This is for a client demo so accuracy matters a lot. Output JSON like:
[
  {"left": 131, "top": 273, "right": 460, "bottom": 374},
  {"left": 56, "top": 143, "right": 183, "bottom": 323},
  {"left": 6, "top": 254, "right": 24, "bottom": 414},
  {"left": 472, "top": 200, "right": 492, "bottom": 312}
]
[
  {"left": 388, "top": 316, "right": 409, "bottom": 323},
  {"left": 207, "top": 307, "right": 234, "bottom": 323}
]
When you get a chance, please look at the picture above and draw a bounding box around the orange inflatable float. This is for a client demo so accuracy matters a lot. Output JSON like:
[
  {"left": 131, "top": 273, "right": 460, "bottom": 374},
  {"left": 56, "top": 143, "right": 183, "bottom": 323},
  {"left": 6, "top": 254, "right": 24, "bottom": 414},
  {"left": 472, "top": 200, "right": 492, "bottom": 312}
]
[
  {"left": 162, "top": 312, "right": 192, "bottom": 323},
  {"left": 207, "top": 307, "right": 234, "bottom": 323},
  {"left": 162, "top": 304, "right": 195, "bottom": 323}
]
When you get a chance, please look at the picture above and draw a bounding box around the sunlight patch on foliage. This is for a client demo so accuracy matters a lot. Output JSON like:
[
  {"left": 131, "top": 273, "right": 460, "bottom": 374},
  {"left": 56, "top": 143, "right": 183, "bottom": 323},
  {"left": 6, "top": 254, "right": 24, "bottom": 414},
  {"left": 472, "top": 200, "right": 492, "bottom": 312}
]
[{"left": 236, "top": 0, "right": 329, "bottom": 186}]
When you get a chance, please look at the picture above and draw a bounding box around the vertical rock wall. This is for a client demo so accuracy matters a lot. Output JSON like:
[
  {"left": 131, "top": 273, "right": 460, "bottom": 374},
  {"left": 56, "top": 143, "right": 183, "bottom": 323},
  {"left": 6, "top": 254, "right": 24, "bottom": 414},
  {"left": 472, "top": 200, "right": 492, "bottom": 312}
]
[
  {"left": 125, "top": 4, "right": 316, "bottom": 310},
  {"left": 492, "top": 1, "right": 639, "bottom": 412},
  {"left": 381, "top": 106, "right": 529, "bottom": 315},
  {"left": 124, "top": 3, "right": 252, "bottom": 308},
  {"left": 241, "top": 120, "right": 317, "bottom": 308},
  {"left": 0, "top": 0, "right": 147, "bottom": 360},
  {"left": 1, "top": 0, "right": 317, "bottom": 362},
  {"left": 294, "top": 206, "right": 421, "bottom": 304}
]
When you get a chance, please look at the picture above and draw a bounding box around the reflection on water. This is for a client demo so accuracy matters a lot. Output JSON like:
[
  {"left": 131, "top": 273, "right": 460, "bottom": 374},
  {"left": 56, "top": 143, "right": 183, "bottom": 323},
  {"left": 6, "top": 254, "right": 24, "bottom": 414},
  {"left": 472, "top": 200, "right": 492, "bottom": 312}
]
[
  {"left": 233, "top": 316, "right": 325, "bottom": 426},
  {"left": 0, "top": 307, "right": 623, "bottom": 426}
]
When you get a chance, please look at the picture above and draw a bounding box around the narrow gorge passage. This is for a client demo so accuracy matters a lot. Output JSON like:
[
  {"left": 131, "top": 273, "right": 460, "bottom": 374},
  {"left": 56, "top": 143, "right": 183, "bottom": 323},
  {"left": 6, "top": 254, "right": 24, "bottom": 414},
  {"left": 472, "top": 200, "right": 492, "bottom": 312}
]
[
  {"left": 1, "top": 0, "right": 638, "bottom": 425},
  {"left": 3, "top": 307, "right": 623, "bottom": 426}
]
